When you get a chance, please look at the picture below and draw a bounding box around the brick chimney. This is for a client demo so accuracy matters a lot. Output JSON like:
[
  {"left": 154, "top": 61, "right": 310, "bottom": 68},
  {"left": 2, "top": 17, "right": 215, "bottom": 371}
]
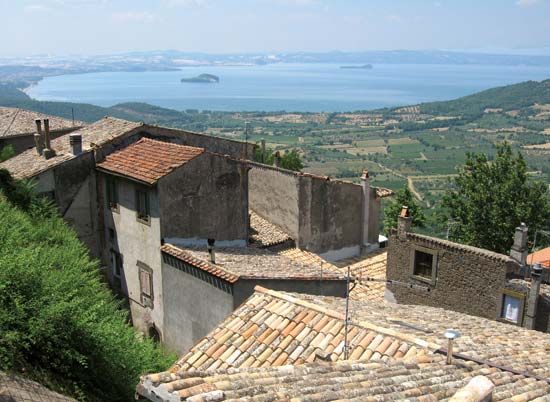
[
  {"left": 524, "top": 262, "right": 543, "bottom": 330},
  {"left": 509, "top": 222, "right": 528, "bottom": 268},
  {"left": 42, "top": 119, "right": 56, "bottom": 159},
  {"left": 69, "top": 133, "right": 83, "bottom": 155},
  {"left": 397, "top": 206, "right": 412, "bottom": 239},
  {"left": 34, "top": 119, "right": 44, "bottom": 155}
]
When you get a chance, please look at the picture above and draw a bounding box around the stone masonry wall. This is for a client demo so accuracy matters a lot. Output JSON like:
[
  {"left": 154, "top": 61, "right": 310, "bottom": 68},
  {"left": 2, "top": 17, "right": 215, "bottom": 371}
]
[{"left": 386, "top": 232, "right": 518, "bottom": 320}]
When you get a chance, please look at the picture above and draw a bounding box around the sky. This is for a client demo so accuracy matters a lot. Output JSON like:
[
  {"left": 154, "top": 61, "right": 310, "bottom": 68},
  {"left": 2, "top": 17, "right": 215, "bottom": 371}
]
[{"left": 1, "top": 0, "right": 550, "bottom": 56}]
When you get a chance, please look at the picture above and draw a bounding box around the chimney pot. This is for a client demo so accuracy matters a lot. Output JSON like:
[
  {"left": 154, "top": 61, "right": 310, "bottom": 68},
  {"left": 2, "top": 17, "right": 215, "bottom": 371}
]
[
  {"left": 397, "top": 206, "right": 412, "bottom": 238},
  {"left": 443, "top": 329, "right": 460, "bottom": 365},
  {"left": 69, "top": 133, "right": 83, "bottom": 155},
  {"left": 34, "top": 119, "right": 44, "bottom": 155},
  {"left": 42, "top": 119, "right": 56, "bottom": 159}
]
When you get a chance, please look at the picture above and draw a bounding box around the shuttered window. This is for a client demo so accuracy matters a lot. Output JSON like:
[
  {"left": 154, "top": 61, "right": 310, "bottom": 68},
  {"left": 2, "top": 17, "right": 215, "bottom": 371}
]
[
  {"left": 135, "top": 188, "right": 150, "bottom": 223},
  {"left": 138, "top": 262, "right": 153, "bottom": 308}
]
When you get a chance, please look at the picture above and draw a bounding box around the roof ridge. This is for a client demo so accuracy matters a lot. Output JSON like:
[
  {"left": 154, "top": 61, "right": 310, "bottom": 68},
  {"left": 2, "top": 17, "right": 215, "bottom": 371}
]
[
  {"left": 253, "top": 286, "right": 441, "bottom": 351},
  {"left": 139, "top": 136, "right": 205, "bottom": 152}
]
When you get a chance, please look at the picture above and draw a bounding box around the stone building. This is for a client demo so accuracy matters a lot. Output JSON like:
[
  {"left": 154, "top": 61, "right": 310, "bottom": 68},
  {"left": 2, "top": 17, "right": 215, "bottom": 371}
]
[
  {"left": 137, "top": 286, "right": 550, "bottom": 401},
  {"left": 0, "top": 107, "right": 83, "bottom": 156},
  {"left": 386, "top": 207, "right": 550, "bottom": 332}
]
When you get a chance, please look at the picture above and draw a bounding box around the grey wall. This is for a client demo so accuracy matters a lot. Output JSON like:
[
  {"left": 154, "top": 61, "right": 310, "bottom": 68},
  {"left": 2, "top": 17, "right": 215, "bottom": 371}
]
[
  {"left": 161, "top": 259, "right": 234, "bottom": 354},
  {"left": 386, "top": 232, "right": 518, "bottom": 320},
  {"left": 233, "top": 279, "right": 347, "bottom": 308},
  {"left": 144, "top": 125, "right": 255, "bottom": 159},
  {"left": 98, "top": 173, "right": 164, "bottom": 338},
  {"left": 159, "top": 153, "right": 248, "bottom": 242},
  {"left": 249, "top": 164, "right": 366, "bottom": 257},
  {"left": 249, "top": 165, "right": 300, "bottom": 239}
]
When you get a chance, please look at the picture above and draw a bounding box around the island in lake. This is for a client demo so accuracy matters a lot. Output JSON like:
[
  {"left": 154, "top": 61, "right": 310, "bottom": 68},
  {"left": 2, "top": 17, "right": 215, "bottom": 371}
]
[
  {"left": 340, "top": 64, "right": 373, "bottom": 69},
  {"left": 181, "top": 73, "right": 220, "bottom": 83}
]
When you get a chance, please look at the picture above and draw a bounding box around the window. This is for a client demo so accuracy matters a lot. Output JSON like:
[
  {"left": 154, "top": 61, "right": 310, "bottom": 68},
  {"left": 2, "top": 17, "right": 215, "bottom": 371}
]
[
  {"left": 110, "top": 250, "right": 123, "bottom": 279},
  {"left": 413, "top": 250, "right": 433, "bottom": 279},
  {"left": 138, "top": 262, "right": 153, "bottom": 308},
  {"left": 106, "top": 177, "right": 118, "bottom": 210},
  {"left": 108, "top": 228, "right": 115, "bottom": 242},
  {"left": 500, "top": 291, "right": 524, "bottom": 325},
  {"left": 410, "top": 246, "right": 437, "bottom": 285},
  {"left": 135, "top": 188, "right": 150, "bottom": 223}
]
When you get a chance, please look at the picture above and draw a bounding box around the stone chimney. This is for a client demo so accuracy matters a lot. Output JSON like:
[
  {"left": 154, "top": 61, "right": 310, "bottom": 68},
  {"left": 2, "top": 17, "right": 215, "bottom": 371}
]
[
  {"left": 360, "top": 169, "right": 371, "bottom": 252},
  {"left": 397, "top": 206, "right": 412, "bottom": 239},
  {"left": 34, "top": 119, "right": 44, "bottom": 155},
  {"left": 42, "top": 119, "right": 56, "bottom": 159},
  {"left": 509, "top": 222, "right": 528, "bottom": 268},
  {"left": 524, "top": 262, "right": 543, "bottom": 330},
  {"left": 69, "top": 133, "right": 83, "bottom": 155}
]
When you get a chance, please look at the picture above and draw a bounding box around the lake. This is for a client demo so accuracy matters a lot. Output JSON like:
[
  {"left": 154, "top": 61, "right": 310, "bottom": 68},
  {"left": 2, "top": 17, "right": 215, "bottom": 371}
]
[{"left": 27, "top": 63, "right": 550, "bottom": 112}]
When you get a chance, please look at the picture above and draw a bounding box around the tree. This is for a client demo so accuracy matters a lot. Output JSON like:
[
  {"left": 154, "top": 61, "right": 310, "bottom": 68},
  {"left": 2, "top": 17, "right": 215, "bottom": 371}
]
[
  {"left": 0, "top": 171, "right": 174, "bottom": 401},
  {"left": 280, "top": 149, "right": 304, "bottom": 171},
  {"left": 0, "top": 145, "right": 15, "bottom": 162},
  {"left": 383, "top": 187, "right": 426, "bottom": 234},
  {"left": 441, "top": 142, "right": 550, "bottom": 254}
]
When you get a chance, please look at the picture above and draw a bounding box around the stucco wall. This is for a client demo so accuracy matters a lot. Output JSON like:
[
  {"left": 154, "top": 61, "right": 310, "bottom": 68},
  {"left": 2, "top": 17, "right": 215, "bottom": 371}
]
[
  {"left": 248, "top": 166, "right": 301, "bottom": 240},
  {"left": 386, "top": 232, "right": 516, "bottom": 320},
  {"left": 161, "top": 259, "right": 234, "bottom": 354},
  {"left": 158, "top": 153, "right": 248, "bottom": 242},
  {"left": 99, "top": 174, "right": 164, "bottom": 338},
  {"left": 143, "top": 125, "right": 255, "bottom": 159}
]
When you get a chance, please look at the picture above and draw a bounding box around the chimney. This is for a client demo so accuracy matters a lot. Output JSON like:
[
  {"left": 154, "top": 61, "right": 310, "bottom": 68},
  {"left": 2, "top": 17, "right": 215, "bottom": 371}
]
[
  {"left": 444, "top": 329, "right": 460, "bottom": 365},
  {"left": 207, "top": 238, "right": 216, "bottom": 264},
  {"left": 510, "top": 223, "right": 528, "bottom": 268},
  {"left": 34, "top": 119, "right": 44, "bottom": 155},
  {"left": 260, "top": 139, "right": 266, "bottom": 163},
  {"left": 69, "top": 133, "right": 83, "bottom": 155},
  {"left": 397, "top": 206, "right": 412, "bottom": 239},
  {"left": 273, "top": 151, "right": 281, "bottom": 168},
  {"left": 42, "top": 119, "right": 56, "bottom": 159},
  {"left": 449, "top": 376, "right": 494, "bottom": 402},
  {"left": 524, "top": 262, "right": 543, "bottom": 330},
  {"left": 360, "top": 169, "right": 371, "bottom": 251}
]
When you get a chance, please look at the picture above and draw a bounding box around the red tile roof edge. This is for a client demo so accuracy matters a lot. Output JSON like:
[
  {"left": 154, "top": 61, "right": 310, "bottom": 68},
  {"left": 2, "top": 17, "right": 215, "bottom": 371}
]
[{"left": 161, "top": 243, "right": 240, "bottom": 283}]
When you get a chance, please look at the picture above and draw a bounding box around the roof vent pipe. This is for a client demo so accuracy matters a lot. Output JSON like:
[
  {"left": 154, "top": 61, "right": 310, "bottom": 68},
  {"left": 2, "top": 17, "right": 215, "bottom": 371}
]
[
  {"left": 70, "top": 133, "right": 82, "bottom": 155},
  {"left": 444, "top": 329, "right": 460, "bottom": 365},
  {"left": 207, "top": 239, "right": 216, "bottom": 264},
  {"left": 34, "top": 119, "right": 44, "bottom": 155},
  {"left": 42, "top": 119, "right": 56, "bottom": 159}
]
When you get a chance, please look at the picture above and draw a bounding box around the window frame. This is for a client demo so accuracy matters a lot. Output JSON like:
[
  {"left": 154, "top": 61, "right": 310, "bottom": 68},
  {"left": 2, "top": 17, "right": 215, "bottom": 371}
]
[
  {"left": 409, "top": 245, "right": 438, "bottom": 286},
  {"left": 135, "top": 187, "right": 151, "bottom": 224},
  {"left": 138, "top": 262, "right": 154, "bottom": 308},
  {"left": 106, "top": 176, "right": 119, "bottom": 212},
  {"left": 499, "top": 289, "right": 525, "bottom": 326},
  {"left": 110, "top": 249, "right": 123, "bottom": 279}
]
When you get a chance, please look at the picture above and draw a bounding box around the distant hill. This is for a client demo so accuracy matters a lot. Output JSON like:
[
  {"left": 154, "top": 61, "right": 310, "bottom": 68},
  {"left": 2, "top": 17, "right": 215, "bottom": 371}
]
[{"left": 418, "top": 79, "right": 550, "bottom": 117}]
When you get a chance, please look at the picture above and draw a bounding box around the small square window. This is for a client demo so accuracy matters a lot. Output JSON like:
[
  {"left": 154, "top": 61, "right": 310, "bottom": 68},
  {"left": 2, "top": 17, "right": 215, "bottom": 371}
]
[
  {"left": 110, "top": 250, "right": 123, "bottom": 279},
  {"left": 501, "top": 294, "right": 522, "bottom": 324},
  {"left": 136, "top": 188, "right": 150, "bottom": 223},
  {"left": 106, "top": 177, "right": 119, "bottom": 210},
  {"left": 413, "top": 250, "right": 433, "bottom": 279}
]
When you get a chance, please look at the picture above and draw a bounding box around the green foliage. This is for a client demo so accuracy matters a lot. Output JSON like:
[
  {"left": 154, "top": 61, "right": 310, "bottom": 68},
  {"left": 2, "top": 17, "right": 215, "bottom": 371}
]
[
  {"left": 0, "top": 175, "right": 173, "bottom": 401},
  {"left": 383, "top": 187, "right": 426, "bottom": 234},
  {"left": 441, "top": 142, "right": 550, "bottom": 254},
  {"left": 0, "top": 145, "right": 15, "bottom": 162},
  {"left": 280, "top": 149, "right": 304, "bottom": 171}
]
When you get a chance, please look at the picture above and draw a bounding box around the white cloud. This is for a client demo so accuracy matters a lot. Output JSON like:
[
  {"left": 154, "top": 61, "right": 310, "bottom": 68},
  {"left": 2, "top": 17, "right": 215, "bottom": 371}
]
[
  {"left": 111, "top": 11, "right": 160, "bottom": 24},
  {"left": 516, "top": 0, "right": 540, "bottom": 7}
]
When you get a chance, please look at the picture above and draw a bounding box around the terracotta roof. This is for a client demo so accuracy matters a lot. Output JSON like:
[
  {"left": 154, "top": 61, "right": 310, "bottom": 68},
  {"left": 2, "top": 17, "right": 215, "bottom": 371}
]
[
  {"left": 300, "top": 293, "right": 550, "bottom": 380},
  {"left": 529, "top": 247, "right": 550, "bottom": 268},
  {"left": 248, "top": 210, "right": 293, "bottom": 248},
  {"left": 138, "top": 355, "right": 550, "bottom": 402},
  {"left": 170, "top": 287, "right": 435, "bottom": 373},
  {"left": 0, "top": 107, "right": 83, "bottom": 139},
  {"left": 278, "top": 247, "right": 388, "bottom": 301},
  {"left": 0, "top": 117, "right": 143, "bottom": 179},
  {"left": 161, "top": 243, "right": 345, "bottom": 282},
  {"left": 0, "top": 371, "right": 76, "bottom": 402},
  {"left": 96, "top": 137, "right": 204, "bottom": 185}
]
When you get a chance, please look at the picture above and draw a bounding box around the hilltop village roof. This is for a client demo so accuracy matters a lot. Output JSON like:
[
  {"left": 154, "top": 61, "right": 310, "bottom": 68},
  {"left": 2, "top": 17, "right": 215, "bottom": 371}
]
[
  {"left": 0, "top": 106, "right": 83, "bottom": 139},
  {"left": 0, "top": 371, "right": 76, "bottom": 402},
  {"left": 0, "top": 117, "right": 143, "bottom": 179},
  {"left": 96, "top": 137, "right": 205, "bottom": 185},
  {"left": 529, "top": 247, "right": 550, "bottom": 268},
  {"left": 161, "top": 243, "right": 345, "bottom": 282},
  {"left": 138, "top": 287, "right": 550, "bottom": 401},
  {"left": 248, "top": 210, "right": 293, "bottom": 248}
]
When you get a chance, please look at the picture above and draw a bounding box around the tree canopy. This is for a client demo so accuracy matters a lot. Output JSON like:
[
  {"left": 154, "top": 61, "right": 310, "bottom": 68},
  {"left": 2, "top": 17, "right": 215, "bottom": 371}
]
[
  {"left": 254, "top": 145, "right": 304, "bottom": 172},
  {"left": 441, "top": 142, "right": 550, "bottom": 254},
  {"left": 0, "top": 170, "right": 174, "bottom": 401},
  {"left": 383, "top": 187, "right": 426, "bottom": 234}
]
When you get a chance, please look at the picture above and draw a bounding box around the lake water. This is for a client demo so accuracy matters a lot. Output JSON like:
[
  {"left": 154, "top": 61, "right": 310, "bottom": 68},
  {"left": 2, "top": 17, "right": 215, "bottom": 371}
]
[{"left": 27, "top": 63, "right": 550, "bottom": 112}]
